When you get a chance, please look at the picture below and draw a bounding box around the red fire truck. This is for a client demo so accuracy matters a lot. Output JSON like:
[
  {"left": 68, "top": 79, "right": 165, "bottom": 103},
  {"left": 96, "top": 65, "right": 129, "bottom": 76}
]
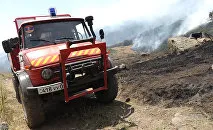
[{"left": 2, "top": 8, "right": 121, "bottom": 128}]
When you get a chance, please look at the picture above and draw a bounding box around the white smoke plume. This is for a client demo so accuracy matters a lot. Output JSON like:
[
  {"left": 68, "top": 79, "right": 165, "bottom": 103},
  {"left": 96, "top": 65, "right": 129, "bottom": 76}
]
[{"left": 92, "top": 0, "right": 213, "bottom": 52}]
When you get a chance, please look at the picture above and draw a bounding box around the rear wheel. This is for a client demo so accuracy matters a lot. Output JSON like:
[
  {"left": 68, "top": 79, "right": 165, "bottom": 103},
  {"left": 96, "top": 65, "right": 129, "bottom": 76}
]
[
  {"left": 19, "top": 86, "right": 45, "bottom": 128},
  {"left": 95, "top": 75, "right": 118, "bottom": 103},
  {"left": 12, "top": 76, "right": 21, "bottom": 103},
  {"left": 11, "top": 71, "right": 21, "bottom": 103}
]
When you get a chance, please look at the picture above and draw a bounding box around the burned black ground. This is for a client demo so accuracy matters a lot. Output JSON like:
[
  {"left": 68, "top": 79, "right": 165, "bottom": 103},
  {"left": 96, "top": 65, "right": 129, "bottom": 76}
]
[{"left": 114, "top": 41, "right": 213, "bottom": 116}]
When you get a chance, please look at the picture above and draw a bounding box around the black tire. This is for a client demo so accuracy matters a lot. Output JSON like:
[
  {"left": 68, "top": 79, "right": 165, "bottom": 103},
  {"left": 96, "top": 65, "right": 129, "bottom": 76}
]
[
  {"left": 19, "top": 86, "right": 45, "bottom": 128},
  {"left": 12, "top": 76, "right": 21, "bottom": 103},
  {"left": 2, "top": 40, "right": 12, "bottom": 53},
  {"left": 95, "top": 75, "right": 118, "bottom": 103}
]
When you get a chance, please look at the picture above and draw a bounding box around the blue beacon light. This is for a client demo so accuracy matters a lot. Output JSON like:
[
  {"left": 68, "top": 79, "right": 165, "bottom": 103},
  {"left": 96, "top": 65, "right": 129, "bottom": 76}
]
[{"left": 49, "top": 8, "right": 56, "bottom": 17}]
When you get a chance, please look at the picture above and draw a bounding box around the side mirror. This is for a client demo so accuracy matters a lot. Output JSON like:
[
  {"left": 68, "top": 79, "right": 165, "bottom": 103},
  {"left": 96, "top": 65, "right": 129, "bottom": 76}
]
[{"left": 99, "top": 29, "right": 104, "bottom": 40}]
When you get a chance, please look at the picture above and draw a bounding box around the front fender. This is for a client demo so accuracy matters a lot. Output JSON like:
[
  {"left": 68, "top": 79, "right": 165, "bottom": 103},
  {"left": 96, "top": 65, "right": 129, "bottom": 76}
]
[{"left": 17, "top": 71, "right": 34, "bottom": 95}]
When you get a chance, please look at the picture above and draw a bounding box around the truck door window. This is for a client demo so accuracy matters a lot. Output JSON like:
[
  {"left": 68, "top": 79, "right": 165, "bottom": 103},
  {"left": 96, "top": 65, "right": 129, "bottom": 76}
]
[{"left": 74, "top": 24, "right": 88, "bottom": 40}]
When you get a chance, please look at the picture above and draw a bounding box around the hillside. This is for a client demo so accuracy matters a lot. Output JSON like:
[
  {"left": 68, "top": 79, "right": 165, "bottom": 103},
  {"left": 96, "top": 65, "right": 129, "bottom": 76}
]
[
  {"left": 0, "top": 53, "right": 9, "bottom": 72},
  {"left": 2, "top": 20, "right": 213, "bottom": 130},
  {"left": 115, "top": 41, "right": 213, "bottom": 112},
  {"left": 185, "top": 21, "right": 213, "bottom": 36}
]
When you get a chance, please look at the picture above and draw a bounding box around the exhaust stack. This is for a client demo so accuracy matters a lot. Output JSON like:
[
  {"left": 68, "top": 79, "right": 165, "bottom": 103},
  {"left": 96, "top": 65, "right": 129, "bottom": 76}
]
[{"left": 85, "top": 16, "right": 96, "bottom": 38}]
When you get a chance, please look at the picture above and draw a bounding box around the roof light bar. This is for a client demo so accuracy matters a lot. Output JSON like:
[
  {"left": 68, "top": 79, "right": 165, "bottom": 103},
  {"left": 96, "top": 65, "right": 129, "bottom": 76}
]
[{"left": 49, "top": 8, "right": 56, "bottom": 17}]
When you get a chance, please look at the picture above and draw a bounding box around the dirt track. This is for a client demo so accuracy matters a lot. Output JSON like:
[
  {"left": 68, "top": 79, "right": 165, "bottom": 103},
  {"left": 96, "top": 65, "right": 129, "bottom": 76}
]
[{"left": 2, "top": 43, "right": 213, "bottom": 129}]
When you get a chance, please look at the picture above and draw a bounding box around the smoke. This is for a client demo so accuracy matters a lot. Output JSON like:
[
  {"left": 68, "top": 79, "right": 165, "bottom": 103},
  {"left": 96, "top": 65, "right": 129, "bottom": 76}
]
[
  {"left": 98, "top": 0, "right": 213, "bottom": 52},
  {"left": 177, "top": 0, "right": 213, "bottom": 35}
]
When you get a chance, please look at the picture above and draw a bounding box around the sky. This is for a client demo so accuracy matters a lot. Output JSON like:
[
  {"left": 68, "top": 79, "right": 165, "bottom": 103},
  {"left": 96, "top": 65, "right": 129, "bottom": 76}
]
[
  {"left": 0, "top": 0, "right": 213, "bottom": 53},
  {"left": 0, "top": 0, "right": 128, "bottom": 52},
  {"left": 0, "top": 0, "right": 116, "bottom": 52}
]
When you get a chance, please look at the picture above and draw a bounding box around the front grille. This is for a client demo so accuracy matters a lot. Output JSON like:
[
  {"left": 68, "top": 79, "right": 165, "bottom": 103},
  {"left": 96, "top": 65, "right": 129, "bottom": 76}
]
[
  {"left": 53, "top": 57, "right": 103, "bottom": 81},
  {"left": 65, "top": 57, "right": 102, "bottom": 71}
]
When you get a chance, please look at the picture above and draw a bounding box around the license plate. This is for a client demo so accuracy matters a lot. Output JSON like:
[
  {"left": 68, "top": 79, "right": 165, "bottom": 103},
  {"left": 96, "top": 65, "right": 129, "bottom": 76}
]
[{"left": 38, "top": 83, "right": 64, "bottom": 94}]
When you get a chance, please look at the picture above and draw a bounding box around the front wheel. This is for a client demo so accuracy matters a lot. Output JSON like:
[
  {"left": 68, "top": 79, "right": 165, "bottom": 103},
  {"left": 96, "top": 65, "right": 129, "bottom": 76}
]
[
  {"left": 19, "top": 86, "right": 45, "bottom": 128},
  {"left": 95, "top": 75, "right": 118, "bottom": 103}
]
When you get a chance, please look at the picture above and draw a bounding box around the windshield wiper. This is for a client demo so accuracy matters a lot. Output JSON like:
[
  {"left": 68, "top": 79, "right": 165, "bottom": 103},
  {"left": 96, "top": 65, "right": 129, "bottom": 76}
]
[
  {"left": 55, "top": 37, "right": 75, "bottom": 41},
  {"left": 30, "top": 39, "right": 56, "bottom": 44}
]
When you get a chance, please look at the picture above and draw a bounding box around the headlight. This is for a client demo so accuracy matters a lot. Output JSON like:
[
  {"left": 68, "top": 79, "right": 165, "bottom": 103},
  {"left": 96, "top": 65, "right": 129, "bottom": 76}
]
[{"left": 41, "top": 68, "right": 53, "bottom": 80}]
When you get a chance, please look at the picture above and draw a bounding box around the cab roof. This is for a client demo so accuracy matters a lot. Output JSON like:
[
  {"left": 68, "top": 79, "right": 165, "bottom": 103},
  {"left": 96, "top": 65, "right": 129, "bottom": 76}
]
[
  {"left": 21, "top": 17, "right": 84, "bottom": 27},
  {"left": 14, "top": 14, "right": 84, "bottom": 33}
]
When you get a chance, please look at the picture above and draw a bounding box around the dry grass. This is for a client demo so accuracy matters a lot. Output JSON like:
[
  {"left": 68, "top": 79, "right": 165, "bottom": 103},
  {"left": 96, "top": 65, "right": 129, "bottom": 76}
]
[
  {"left": 0, "top": 73, "right": 28, "bottom": 130},
  {"left": 0, "top": 74, "right": 12, "bottom": 125},
  {"left": 0, "top": 79, "right": 6, "bottom": 120}
]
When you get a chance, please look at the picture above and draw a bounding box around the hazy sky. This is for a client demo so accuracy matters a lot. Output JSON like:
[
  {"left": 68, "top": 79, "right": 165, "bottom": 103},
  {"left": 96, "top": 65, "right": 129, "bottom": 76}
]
[
  {"left": 0, "top": 0, "right": 213, "bottom": 53},
  {"left": 0, "top": 0, "right": 114, "bottom": 45}
]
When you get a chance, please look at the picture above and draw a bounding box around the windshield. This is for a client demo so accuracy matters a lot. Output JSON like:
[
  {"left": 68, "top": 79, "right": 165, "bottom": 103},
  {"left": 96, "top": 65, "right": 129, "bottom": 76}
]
[{"left": 23, "top": 20, "right": 89, "bottom": 49}]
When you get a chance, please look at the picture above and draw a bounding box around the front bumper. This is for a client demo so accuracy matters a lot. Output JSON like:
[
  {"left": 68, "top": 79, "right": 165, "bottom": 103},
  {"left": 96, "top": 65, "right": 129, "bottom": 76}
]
[{"left": 26, "top": 65, "right": 123, "bottom": 95}]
